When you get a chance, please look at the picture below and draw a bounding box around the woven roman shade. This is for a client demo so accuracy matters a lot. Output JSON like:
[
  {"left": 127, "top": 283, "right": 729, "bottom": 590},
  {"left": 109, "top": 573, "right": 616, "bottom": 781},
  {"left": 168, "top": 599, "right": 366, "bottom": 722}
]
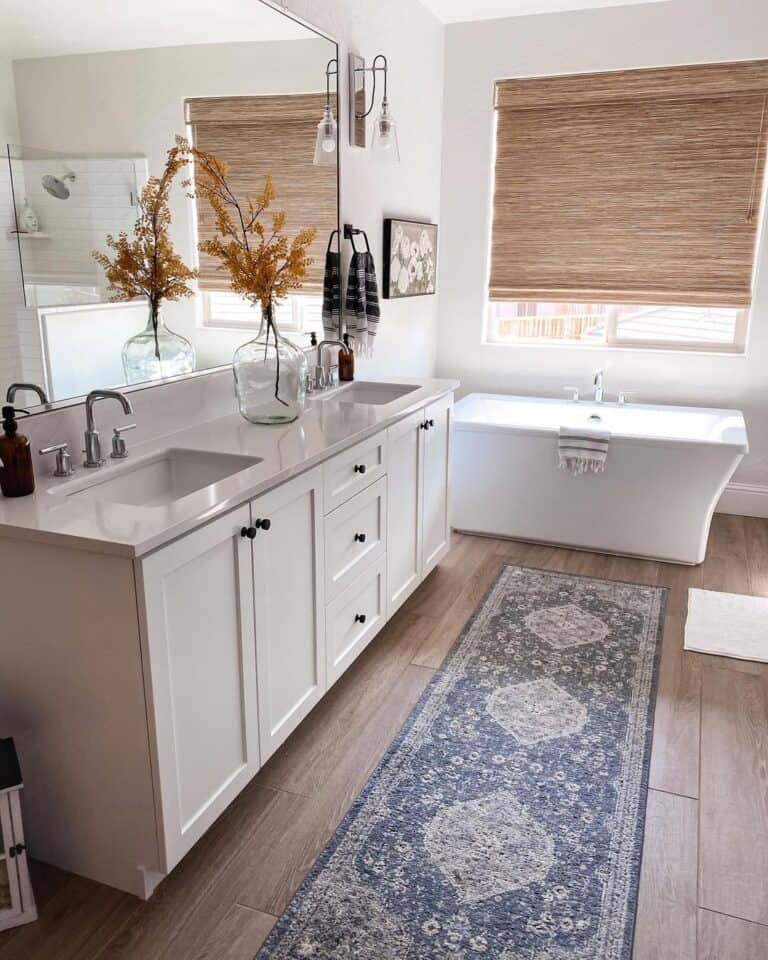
[
  {"left": 186, "top": 94, "right": 337, "bottom": 294},
  {"left": 490, "top": 61, "right": 768, "bottom": 307}
]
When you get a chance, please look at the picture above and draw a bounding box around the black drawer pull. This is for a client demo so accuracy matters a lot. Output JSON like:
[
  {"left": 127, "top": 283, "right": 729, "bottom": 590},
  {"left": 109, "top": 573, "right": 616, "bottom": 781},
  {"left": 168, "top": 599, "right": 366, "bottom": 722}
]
[
  {"left": 354, "top": 533, "right": 367, "bottom": 543},
  {"left": 255, "top": 518, "right": 271, "bottom": 531},
  {"left": 241, "top": 526, "right": 257, "bottom": 540},
  {"left": 353, "top": 464, "right": 367, "bottom": 474},
  {"left": 354, "top": 614, "right": 367, "bottom": 624}
]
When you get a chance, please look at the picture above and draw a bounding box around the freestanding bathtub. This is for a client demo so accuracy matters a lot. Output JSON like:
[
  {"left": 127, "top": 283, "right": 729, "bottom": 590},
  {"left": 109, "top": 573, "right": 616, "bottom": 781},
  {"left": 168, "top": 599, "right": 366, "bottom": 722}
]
[{"left": 452, "top": 393, "right": 748, "bottom": 565}]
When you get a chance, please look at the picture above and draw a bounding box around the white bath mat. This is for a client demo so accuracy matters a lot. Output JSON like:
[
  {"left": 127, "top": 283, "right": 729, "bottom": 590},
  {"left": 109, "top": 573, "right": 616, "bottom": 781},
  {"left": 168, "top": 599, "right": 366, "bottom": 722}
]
[{"left": 685, "top": 588, "right": 768, "bottom": 662}]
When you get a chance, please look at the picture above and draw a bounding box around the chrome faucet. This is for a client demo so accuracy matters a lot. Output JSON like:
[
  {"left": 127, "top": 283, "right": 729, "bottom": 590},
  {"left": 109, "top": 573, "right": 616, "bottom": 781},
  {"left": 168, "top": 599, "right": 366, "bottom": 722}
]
[
  {"left": 593, "top": 369, "right": 605, "bottom": 403},
  {"left": 83, "top": 390, "right": 133, "bottom": 468},
  {"left": 314, "top": 339, "right": 351, "bottom": 390},
  {"left": 6, "top": 382, "right": 48, "bottom": 405}
]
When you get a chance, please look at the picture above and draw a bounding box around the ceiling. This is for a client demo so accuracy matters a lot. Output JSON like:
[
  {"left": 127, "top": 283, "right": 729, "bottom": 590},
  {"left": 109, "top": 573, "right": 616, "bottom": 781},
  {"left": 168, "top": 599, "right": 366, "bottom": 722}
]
[
  {"left": 0, "top": 0, "right": 312, "bottom": 60},
  {"left": 420, "top": 0, "right": 669, "bottom": 23}
]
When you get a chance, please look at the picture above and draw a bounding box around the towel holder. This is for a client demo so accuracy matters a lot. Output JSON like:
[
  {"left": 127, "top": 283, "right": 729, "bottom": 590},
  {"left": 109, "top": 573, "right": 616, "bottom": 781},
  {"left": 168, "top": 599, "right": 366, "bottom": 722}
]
[
  {"left": 326, "top": 228, "right": 339, "bottom": 253},
  {"left": 343, "top": 223, "right": 372, "bottom": 255}
]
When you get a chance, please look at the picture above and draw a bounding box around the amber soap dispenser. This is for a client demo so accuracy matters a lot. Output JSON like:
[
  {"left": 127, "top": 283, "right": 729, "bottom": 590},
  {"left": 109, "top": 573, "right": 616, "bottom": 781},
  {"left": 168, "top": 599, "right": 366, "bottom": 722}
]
[{"left": 0, "top": 406, "right": 35, "bottom": 497}]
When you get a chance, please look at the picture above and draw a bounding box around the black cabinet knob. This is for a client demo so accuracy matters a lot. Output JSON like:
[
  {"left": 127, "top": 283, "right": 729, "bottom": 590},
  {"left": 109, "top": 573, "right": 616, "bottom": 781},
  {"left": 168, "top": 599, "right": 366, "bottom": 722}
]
[
  {"left": 353, "top": 464, "right": 367, "bottom": 474},
  {"left": 255, "top": 518, "right": 271, "bottom": 531},
  {"left": 428, "top": 419, "right": 435, "bottom": 427},
  {"left": 354, "top": 614, "right": 367, "bottom": 624},
  {"left": 354, "top": 533, "right": 367, "bottom": 543},
  {"left": 241, "top": 526, "right": 257, "bottom": 540},
  {"left": 420, "top": 421, "right": 428, "bottom": 430}
]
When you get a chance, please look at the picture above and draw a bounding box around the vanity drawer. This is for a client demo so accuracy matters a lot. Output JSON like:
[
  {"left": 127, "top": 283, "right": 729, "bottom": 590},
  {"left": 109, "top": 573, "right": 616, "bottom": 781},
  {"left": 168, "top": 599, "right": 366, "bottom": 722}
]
[
  {"left": 326, "top": 555, "right": 386, "bottom": 688},
  {"left": 323, "top": 434, "right": 387, "bottom": 513},
  {"left": 325, "top": 477, "right": 387, "bottom": 601}
]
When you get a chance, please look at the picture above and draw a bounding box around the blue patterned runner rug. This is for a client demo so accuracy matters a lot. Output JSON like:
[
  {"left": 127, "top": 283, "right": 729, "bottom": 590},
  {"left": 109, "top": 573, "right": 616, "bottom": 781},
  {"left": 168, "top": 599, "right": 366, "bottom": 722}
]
[{"left": 256, "top": 564, "right": 666, "bottom": 959}]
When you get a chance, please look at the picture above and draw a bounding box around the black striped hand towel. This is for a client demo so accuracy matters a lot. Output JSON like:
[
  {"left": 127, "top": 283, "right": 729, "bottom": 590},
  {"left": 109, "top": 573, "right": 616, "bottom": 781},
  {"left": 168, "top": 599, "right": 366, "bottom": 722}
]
[
  {"left": 345, "top": 251, "right": 380, "bottom": 357},
  {"left": 558, "top": 425, "right": 611, "bottom": 475},
  {"left": 321, "top": 249, "right": 341, "bottom": 341}
]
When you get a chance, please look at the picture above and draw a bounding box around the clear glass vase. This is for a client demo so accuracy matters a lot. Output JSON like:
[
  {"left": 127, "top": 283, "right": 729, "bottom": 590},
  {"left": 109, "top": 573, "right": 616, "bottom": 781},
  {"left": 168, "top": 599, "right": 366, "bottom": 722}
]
[
  {"left": 233, "top": 303, "right": 307, "bottom": 424},
  {"left": 122, "top": 306, "right": 196, "bottom": 385}
]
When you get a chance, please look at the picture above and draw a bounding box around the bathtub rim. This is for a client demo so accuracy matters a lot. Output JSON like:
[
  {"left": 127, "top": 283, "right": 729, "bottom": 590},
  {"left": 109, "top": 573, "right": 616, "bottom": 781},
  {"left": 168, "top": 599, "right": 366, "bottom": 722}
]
[{"left": 453, "top": 393, "right": 749, "bottom": 454}]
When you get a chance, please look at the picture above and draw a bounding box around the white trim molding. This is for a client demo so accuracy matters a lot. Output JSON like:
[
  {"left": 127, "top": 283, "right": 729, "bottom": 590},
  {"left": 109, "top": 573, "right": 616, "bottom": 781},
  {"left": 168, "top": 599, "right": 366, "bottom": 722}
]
[{"left": 717, "top": 482, "right": 768, "bottom": 519}]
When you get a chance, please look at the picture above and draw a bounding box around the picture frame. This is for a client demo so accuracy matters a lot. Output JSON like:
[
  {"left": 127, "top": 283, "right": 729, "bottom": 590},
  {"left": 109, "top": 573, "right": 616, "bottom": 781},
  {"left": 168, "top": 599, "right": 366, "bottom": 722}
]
[{"left": 383, "top": 218, "right": 438, "bottom": 299}]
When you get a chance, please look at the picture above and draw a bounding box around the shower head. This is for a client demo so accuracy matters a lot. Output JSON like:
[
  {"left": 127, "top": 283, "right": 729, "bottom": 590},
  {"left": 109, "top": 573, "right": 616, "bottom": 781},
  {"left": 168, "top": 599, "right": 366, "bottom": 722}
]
[{"left": 41, "top": 171, "right": 76, "bottom": 199}]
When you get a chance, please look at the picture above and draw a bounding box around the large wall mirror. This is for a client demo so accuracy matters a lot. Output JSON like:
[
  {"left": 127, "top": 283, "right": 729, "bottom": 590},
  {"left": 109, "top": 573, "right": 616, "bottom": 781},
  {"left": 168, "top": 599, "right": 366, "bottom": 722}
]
[{"left": 1, "top": 0, "right": 339, "bottom": 412}]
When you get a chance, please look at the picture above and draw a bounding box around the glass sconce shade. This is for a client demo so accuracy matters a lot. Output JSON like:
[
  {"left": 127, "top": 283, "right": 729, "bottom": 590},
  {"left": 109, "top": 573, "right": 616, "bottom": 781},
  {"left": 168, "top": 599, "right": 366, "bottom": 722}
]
[
  {"left": 313, "top": 105, "right": 338, "bottom": 166},
  {"left": 372, "top": 97, "right": 400, "bottom": 164}
]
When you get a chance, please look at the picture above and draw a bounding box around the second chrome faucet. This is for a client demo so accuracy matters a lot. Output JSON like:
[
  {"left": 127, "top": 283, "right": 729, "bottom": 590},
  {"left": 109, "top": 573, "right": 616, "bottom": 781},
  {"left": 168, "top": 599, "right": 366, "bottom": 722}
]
[{"left": 83, "top": 390, "right": 134, "bottom": 468}]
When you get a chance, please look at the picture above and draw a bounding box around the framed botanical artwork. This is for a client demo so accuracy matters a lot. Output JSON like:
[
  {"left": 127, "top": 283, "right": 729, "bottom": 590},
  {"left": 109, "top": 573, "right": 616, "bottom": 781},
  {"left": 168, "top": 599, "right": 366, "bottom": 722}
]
[{"left": 383, "top": 218, "right": 438, "bottom": 299}]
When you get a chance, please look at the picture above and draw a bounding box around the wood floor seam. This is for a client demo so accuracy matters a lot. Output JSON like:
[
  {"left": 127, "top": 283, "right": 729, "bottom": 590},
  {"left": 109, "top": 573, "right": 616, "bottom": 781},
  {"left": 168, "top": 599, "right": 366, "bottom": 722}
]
[
  {"left": 233, "top": 905, "right": 279, "bottom": 919},
  {"left": 699, "top": 907, "right": 768, "bottom": 931},
  {"left": 648, "top": 786, "right": 699, "bottom": 802}
]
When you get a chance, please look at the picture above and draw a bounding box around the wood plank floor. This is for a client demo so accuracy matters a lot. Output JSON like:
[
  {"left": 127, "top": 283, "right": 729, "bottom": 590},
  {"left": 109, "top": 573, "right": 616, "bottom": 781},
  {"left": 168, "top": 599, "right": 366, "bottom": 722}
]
[{"left": 2, "top": 514, "right": 768, "bottom": 959}]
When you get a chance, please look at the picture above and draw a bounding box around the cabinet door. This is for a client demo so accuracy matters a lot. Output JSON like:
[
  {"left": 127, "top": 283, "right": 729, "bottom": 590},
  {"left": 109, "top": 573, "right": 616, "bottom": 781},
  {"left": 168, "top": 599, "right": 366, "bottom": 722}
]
[
  {"left": 386, "top": 411, "right": 424, "bottom": 616},
  {"left": 138, "top": 504, "right": 259, "bottom": 872},
  {"left": 421, "top": 394, "right": 453, "bottom": 576},
  {"left": 252, "top": 466, "right": 326, "bottom": 762}
]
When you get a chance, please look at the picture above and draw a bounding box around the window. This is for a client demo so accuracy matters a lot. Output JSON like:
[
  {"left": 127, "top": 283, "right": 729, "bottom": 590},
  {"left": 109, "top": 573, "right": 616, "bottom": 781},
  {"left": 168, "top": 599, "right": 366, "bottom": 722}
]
[
  {"left": 486, "top": 302, "right": 747, "bottom": 352},
  {"left": 203, "top": 291, "right": 323, "bottom": 336},
  {"left": 488, "top": 61, "right": 768, "bottom": 352}
]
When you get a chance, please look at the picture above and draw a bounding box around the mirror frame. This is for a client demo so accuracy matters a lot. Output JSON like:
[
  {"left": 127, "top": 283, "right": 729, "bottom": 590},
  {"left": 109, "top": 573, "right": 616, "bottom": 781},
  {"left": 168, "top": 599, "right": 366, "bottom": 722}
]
[{"left": 17, "top": 0, "right": 341, "bottom": 419}]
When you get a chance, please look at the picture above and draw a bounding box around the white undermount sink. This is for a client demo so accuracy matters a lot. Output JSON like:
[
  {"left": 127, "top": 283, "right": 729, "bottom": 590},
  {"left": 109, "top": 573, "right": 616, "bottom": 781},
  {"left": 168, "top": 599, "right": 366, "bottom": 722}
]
[
  {"left": 53, "top": 448, "right": 263, "bottom": 508},
  {"left": 334, "top": 381, "right": 419, "bottom": 406}
]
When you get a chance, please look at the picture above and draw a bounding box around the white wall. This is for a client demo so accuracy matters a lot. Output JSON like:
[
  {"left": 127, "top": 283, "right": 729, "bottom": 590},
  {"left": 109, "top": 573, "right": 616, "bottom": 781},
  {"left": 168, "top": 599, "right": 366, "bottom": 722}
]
[
  {"left": 285, "top": 0, "right": 445, "bottom": 379},
  {"left": 439, "top": 0, "right": 768, "bottom": 486}
]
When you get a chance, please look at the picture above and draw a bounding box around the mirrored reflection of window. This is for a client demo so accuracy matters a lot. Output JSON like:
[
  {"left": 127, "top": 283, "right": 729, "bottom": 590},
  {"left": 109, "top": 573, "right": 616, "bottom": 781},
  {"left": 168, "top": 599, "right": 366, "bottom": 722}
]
[{"left": 186, "top": 94, "right": 338, "bottom": 300}]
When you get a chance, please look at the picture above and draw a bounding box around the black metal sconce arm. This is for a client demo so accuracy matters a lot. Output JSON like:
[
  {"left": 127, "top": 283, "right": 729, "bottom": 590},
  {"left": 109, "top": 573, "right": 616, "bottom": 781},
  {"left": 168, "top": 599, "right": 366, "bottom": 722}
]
[{"left": 353, "top": 54, "right": 389, "bottom": 120}]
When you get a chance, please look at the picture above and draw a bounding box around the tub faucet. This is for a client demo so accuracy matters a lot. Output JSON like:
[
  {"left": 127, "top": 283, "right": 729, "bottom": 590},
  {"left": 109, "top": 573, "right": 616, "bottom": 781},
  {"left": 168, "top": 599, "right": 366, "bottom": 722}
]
[
  {"left": 593, "top": 369, "right": 604, "bottom": 403},
  {"left": 83, "top": 389, "right": 133, "bottom": 468}
]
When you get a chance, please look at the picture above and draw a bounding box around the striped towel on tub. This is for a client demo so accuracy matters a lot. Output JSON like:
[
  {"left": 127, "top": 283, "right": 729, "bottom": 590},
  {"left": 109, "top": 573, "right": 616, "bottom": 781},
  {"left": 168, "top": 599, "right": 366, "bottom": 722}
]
[{"left": 558, "top": 425, "right": 611, "bottom": 475}]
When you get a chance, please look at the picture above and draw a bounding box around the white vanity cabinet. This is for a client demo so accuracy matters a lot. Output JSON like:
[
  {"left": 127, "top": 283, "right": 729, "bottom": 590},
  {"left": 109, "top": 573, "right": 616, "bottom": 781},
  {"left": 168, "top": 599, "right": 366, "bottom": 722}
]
[
  {"left": 251, "top": 467, "right": 326, "bottom": 763},
  {"left": 421, "top": 394, "right": 453, "bottom": 576},
  {"left": 386, "top": 395, "right": 453, "bottom": 614},
  {"left": 138, "top": 504, "right": 260, "bottom": 872},
  {"left": 139, "top": 466, "right": 326, "bottom": 873},
  {"left": 0, "top": 388, "right": 453, "bottom": 900}
]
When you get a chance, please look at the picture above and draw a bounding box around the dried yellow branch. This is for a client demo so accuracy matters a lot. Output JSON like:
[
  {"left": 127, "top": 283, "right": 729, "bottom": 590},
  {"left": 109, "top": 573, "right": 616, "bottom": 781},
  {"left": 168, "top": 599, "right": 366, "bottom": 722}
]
[{"left": 92, "top": 139, "right": 197, "bottom": 317}]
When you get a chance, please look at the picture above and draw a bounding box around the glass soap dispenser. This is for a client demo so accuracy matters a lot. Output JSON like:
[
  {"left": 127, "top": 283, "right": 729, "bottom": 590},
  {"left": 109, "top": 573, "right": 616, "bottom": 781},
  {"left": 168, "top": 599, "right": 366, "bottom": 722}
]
[
  {"left": 339, "top": 333, "right": 355, "bottom": 382},
  {"left": 0, "top": 406, "right": 35, "bottom": 497}
]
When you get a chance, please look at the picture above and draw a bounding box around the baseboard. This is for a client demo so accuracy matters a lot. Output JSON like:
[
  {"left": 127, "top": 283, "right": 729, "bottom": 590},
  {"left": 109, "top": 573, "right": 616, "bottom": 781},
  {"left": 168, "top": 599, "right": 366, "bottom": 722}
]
[{"left": 716, "top": 482, "right": 768, "bottom": 519}]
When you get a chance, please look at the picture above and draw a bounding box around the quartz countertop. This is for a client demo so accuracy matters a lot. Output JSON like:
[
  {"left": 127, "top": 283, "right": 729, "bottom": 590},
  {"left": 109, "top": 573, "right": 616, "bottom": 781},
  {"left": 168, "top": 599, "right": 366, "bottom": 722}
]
[{"left": 0, "top": 378, "right": 458, "bottom": 559}]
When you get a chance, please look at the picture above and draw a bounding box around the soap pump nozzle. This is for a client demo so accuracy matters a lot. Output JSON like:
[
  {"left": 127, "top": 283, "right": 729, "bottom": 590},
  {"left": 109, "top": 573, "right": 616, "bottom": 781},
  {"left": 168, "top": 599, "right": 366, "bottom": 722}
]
[{"left": 1, "top": 406, "right": 29, "bottom": 436}]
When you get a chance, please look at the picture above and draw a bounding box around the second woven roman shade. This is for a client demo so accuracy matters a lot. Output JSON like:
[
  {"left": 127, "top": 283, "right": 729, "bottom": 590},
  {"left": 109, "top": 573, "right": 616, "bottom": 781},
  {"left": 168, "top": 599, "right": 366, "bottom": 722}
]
[
  {"left": 490, "top": 61, "right": 768, "bottom": 308},
  {"left": 186, "top": 94, "right": 337, "bottom": 294}
]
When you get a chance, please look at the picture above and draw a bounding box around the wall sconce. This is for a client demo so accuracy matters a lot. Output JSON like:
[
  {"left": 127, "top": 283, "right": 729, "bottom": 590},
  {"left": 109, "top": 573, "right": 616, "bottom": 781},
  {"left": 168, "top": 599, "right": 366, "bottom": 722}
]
[
  {"left": 348, "top": 53, "right": 400, "bottom": 164},
  {"left": 313, "top": 59, "right": 338, "bottom": 167}
]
